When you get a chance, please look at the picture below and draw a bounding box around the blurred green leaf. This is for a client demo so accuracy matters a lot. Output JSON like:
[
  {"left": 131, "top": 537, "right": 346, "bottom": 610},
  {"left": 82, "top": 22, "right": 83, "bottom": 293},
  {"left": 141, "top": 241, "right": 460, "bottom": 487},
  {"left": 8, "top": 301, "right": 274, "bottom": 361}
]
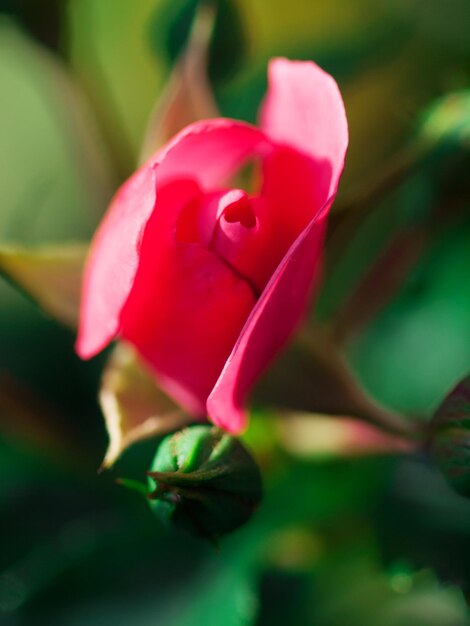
[
  {"left": 386, "top": 0, "right": 470, "bottom": 55},
  {"left": 167, "top": 553, "right": 259, "bottom": 626},
  {"left": 0, "top": 19, "right": 115, "bottom": 419},
  {"left": 0, "top": 243, "right": 87, "bottom": 329},
  {"left": 66, "top": 0, "right": 166, "bottom": 168},
  {"left": 420, "top": 91, "right": 470, "bottom": 146},
  {"left": 347, "top": 212, "right": 470, "bottom": 417},
  {"left": 0, "top": 18, "right": 115, "bottom": 244},
  {"left": 319, "top": 88, "right": 470, "bottom": 418},
  {"left": 149, "top": 0, "right": 248, "bottom": 84},
  {"left": 317, "top": 562, "right": 470, "bottom": 626}
]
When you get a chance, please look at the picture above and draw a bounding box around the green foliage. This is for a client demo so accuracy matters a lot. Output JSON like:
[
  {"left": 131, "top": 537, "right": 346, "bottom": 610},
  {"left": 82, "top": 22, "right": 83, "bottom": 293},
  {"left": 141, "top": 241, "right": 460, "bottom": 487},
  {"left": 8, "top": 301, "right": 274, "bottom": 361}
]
[
  {"left": 0, "top": 243, "right": 87, "bottom": 328},
  {"left": 348, "top": 212, "right": 470, "bottom": 416},
  {"left": 66, "top": 0, "right": 166, "bottom": 166},
  {"left": 149, "top": 0, "right": 247, "bottom": 84},
  {"left": 319, "top": 90, "right": 470, "bottom": 417},
  {"left": 0, "top": 18, "right": 112, "bottom": 425},
  {"left": 2, "top": 2, "right": 470, "bottom": 625},
  {"left": 0, "top": 19, "right": 114, "bottom": 244}
]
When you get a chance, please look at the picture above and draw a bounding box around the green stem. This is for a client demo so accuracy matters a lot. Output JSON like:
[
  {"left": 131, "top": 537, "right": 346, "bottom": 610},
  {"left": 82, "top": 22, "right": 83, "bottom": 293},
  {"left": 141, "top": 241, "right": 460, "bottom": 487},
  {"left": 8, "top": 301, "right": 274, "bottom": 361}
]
[{"left": 297, "top": 328, "right": 424, "bottom": 441}]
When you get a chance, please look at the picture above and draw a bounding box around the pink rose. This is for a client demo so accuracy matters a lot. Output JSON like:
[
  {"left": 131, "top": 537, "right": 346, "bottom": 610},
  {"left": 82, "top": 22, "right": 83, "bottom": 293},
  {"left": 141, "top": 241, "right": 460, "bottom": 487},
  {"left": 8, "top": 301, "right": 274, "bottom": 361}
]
[{"left": 76, "top": 58, "right": 348, "bottom": 433}]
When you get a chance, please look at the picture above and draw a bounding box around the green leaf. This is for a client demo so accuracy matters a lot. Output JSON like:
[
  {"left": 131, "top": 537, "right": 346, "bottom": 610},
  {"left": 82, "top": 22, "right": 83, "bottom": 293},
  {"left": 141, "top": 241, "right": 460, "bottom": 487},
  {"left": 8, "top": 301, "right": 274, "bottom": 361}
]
[
  {"left": 321, "top": 88, "right": 470, "bottom": 418},
  {"left": 419, "top": 91, "right": 470, "bottom": 147},
  {"left": 0, "top": 243, "right": 87, "bottom": 329},
  {"left": 0, "top": 19, "right": 116, "bottom": 418},
  {"left": 317, "top": 562, "right": 470, "bottom": 626},
  {"left": 149, "top": 0, "right": 248, "bottom": 84},
  {"left": 0, "top": 18, "right": 115, "bottom": 244},
  {"left": 66, "top": 0, "right": 167, "bottom": 167},
  {"left": 168, "top": 555, "right": 259, "bottom": 626},
  {"left": 100, "top": 343, "right": 189, "bottom": 468},
  {"left": 347, "top": 213, "right": 470, "bottom": 417},
  {"left": 430, "top": 373, "right": 470, "bottom": 496}
]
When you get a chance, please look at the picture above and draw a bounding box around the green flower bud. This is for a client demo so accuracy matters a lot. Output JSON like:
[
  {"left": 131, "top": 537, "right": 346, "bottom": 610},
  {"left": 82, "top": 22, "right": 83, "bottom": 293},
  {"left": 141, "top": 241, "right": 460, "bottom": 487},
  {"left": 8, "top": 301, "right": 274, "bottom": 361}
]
[
  {"left": 147, "top": 425, "right": 262, "bottom": 541},
  {"left": 430, "top": 374, "right": 470, "bottom": 496}
]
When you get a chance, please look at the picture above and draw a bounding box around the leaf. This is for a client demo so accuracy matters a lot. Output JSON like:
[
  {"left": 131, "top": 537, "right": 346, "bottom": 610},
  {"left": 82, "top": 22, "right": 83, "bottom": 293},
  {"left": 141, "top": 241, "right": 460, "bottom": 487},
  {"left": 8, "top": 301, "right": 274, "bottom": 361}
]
[
  {"left": 0, "top": 19, "right": 115, "bottom": 244},
  {"left": 429, "top": 373, "right": 470, "bottom": 496},
  {"left": 149, "top": 0, "right": 248, "bottom": 85},
  {"left": 100, "top": 343, "right": 189, "bottom": 468},
  {"left": 420, "top": 91, "right": 470, "bottom": 147},
  {"left": 139, "top": 2, "right": 219, "bottom": 163},
  {"left": 0, "top": 243, "right": 88, "bottom": 329},
  {"left": 346, "top": 212, "right": 470, "bottom": 417},
  {"left": 167, "top": 555, "right": 259, "bottom": 626},
  {"left": 317, "top": 562, "right": 470, "bottom": 626},
  {"left": 66, "top": 0, "right": 167, "bottom": 167},
  {"left": 321, "top": 88, "right": 470, "bottom": 418}
]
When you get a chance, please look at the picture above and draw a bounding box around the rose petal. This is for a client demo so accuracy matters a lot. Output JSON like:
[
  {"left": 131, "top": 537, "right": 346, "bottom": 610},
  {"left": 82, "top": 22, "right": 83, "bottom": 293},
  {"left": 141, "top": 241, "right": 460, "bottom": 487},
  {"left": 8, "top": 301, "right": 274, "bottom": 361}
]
[
  {"left": 260, "top": 57, "right": 348, "bottom": 198},
  {"left": 259, "top": 59, "right": 348, "bottom": 257},
  {"left": 156, "top": 118, "right": 271, "bottom": 190},
  {"left": 76, "top": 165, "right": 158, "bottom": 359},
  {"left": 207, "top": 60, "right": 348, "bottom": 433},
  {"left": 261, "top": 146, "right": 330, "bottom": 261},
  {"left": 76, "top": 119, "right": 270, "bottom": 359},
  {"left": 201, "top": 191, "right": 276, "bottom": 293},
  {"left": 122, "top": 239, "right": 256, "bottom": 416},
  {"left": 207, "top": 198, "right": 333, "bottom": 433},
  {"left": 81, "top": 175, "right": 256, "bottom": 416}
]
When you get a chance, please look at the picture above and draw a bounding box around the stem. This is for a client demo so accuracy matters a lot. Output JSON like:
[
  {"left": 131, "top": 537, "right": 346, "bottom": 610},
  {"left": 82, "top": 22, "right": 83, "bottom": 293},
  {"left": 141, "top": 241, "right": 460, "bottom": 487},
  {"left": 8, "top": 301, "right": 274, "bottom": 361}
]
[{"left": 297, "top": 329, "right": 424, "bottom": 441}]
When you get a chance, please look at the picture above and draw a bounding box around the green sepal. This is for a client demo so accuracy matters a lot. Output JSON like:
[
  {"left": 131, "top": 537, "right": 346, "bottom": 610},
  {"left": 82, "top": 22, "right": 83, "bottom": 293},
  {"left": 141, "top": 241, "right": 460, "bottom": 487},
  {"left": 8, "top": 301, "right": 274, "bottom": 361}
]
[{"left": 115, "top": 478, "right": 150, "bottom": 497}]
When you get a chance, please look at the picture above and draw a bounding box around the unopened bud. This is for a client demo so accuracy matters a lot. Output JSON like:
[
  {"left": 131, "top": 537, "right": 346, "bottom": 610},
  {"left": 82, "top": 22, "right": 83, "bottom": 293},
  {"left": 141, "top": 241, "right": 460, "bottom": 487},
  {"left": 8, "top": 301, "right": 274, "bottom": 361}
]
[
  {"left": 430, "top": 374, "right": 470, "bottom": 496},
  {"left": 147, "top": 425, "right": 262, "bottom": 541}
]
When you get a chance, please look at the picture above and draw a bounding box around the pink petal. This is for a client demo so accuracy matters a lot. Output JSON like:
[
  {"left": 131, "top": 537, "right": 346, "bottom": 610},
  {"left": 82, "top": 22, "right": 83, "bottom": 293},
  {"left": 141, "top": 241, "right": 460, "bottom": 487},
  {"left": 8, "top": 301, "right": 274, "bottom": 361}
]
[
  {"left": 207, "top": 198, "right": 332, "bottom": 433},
  {"left": 200, "top": 190, "right": 278, "bottom": 292},
  {"left": 76, "top": 119, "right": 269, "bottom": 359},
  {"left": 156, "top": 118, "right": 271, "bottom": 190},
  {"left": 122, "top": 241, "right": 256, "bottom": 417},
  {"left": 260, "top": 146, "right": 329, "bottom": 263},
  {"left": 207, "top": 60, "right": 348, "bottom": 433},
  {"left": 76, "top": 165, "right": 157, "bottom": 359},
  {"left": 259, "top": 59, "right": 348, "bottom": 259},
  {"left": 118, "top": 178, "right": 256, "bottom": 415},
  {"left": 260, "top": 58, "right": 348, "bottom": 197}
]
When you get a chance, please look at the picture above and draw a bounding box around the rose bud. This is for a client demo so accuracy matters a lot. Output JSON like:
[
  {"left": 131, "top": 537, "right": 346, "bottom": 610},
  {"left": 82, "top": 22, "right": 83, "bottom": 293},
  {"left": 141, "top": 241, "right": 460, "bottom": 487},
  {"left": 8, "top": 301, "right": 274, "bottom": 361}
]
[
  {"left": 76, "top": 58, "right": 348, "bottom": 433},
  {"left": 147, "top": 425, "right": 262, "bottom": 541},
  {"left": 429, "top": 374, "right": 470, "bottom": 496}
]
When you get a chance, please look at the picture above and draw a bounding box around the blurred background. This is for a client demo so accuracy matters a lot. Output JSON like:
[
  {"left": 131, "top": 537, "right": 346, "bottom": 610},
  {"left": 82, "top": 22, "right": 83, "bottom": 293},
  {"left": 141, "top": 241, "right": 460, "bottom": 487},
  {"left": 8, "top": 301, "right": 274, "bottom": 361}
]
[{"left": 1, "top": 0, "right": 470, "bottom": 624}]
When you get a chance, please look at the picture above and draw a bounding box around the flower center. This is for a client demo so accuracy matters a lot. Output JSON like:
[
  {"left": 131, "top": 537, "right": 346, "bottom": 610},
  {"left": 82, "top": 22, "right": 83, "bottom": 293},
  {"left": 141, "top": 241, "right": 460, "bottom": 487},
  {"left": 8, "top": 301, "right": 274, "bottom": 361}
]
[
  {"left": 222, "top": 195, "right": 257, "bottom": 229},
  {"left": 175, "top": 186, "right": 279, "bottom": 295}
]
